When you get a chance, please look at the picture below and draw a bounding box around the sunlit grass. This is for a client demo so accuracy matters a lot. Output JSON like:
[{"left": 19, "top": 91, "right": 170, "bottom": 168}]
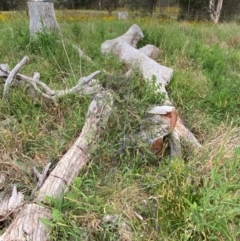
[{"left": 0, "top": 13, "right": 7, "bottom": 22}]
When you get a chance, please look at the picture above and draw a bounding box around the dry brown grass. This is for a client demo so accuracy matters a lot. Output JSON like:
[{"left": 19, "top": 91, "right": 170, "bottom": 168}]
[{"left": 195, "top": 124, "right": 240, "bottom": 175}]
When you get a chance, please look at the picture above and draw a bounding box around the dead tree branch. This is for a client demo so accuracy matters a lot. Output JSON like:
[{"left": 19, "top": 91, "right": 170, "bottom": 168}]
[
  {"left": 0, "top": 59, "right": 101, "bottom": 102},
  {"left": 2, "top": 56, "right": 29, "bottom": 101}
]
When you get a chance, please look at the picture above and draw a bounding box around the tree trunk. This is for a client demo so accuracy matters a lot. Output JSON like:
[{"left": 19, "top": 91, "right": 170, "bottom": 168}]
[
  {"left": 209, "top": 0, "right": 223, "bottom": 23},
  {"left": 27, "top": 1, "right": 60, "bottom": 37},
  {"left": 0, "top": 91, "right": 113, "bottom": 241},
  {"left": 101, "top": 24, "right": 201, "bottom": 158},
  {"left": 101, "top": 24, "right": 173, "bottom": 95}
]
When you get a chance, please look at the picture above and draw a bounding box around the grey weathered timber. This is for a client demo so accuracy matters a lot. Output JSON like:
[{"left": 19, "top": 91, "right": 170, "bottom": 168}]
[
  {"left": 27, "top": 1, "right": 60, "bottom": 37},
  {"left": 0, "top": 91, "right": 113, "bottom": 241},
  {"left": 101, "top": 24, "right": 201, "bottom": 158}
]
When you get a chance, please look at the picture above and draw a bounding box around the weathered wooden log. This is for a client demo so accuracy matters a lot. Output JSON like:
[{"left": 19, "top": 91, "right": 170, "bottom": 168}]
[
  {"left": 138, "top": 44, "right": 161, "bottom": 60},
  {"left": 101, "top": 24, "right": 201, "bottom": 158},
  {"left": 37, "top": 91, "right": 113, "bottom": 201},
  {"left": 118, "top": 12, "right": 128, "bottom": 20},
  {"left": 27, "top": 1, "right": 60, "bottom": 37},
  {"left": 0, "top": 91, "right": 113, "bottom": 241},
  {"left": 0, "top": 186, "right": 24, "bottom": 218},
  {"left": 170, "top": 130, "right": 182, "bottom": 159},
  {"left": 143, "top": 105, "right": 201, "bottom": 157},
  {"left": 101, "top": 24, "right": 144, "bottom": 53},
  {"left": 0, "top": 204, "right": 51, "bottom": 241},
  {"left": 138, "top": 106, "right": 178, "bottom": 155},
  {"left": 101, "top": 31, "right": 173, "bottom": 95}
]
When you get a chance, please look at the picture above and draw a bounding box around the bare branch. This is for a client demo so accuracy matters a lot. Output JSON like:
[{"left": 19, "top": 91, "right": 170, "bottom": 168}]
[
  {"left": 1, "top": 63, "right": 101, "bottom": 101},
  {"left": 55, "top": 70, "right": 101, "bottom": 98},
  {"left": 34, "top": 162, "right": 51, "bottom": 190},
  {"left": 2, "top": 56, "right": 29, "bottom": 101},
  {"left": 32, "top": 162, "right": 52, "bottom": 198}
]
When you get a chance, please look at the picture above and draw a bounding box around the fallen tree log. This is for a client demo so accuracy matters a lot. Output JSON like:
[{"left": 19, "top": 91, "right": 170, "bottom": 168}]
[
  {"left": 0, "top": 89, "right": 113, "bottom": 240},
  {"left": 101, "top": 24, "right": 144, "bottom": 52},
  {"left": 0, "top": 56, "right": 113, "bottom": 239},
  {"left": 101, "top": 24, "right": 201, "bottom": 159},
  {"left": 138, "top": 44, "right": 161, "bottom": 60},
  {"left": 101, "top": 28, "right": 173, "bottom": 95},
  {"left": 37, "top": 91, "right": 113, "bottom": 201}
]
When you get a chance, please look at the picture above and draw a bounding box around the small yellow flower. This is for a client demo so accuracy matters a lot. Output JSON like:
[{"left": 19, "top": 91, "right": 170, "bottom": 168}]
[{"left": 0, "top": 13, "right": 7, "bottom": 22}]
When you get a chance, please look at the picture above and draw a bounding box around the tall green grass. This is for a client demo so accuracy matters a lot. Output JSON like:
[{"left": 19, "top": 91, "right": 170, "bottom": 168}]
[{"left": 0, "top": 12, "right": 240, "bottom": 240}]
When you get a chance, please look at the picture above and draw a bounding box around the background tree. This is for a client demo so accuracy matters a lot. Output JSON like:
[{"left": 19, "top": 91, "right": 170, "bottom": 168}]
[
  {"left": 158, "top": 0, "right": 176, "bottom": 13},
  {"left": 0, "top": 0, "right": 9, "bottom": 11},
  {"left": 118, "top": 0, "right": 126, "bottom": 8},
  {"left": 220, "top": 0, "right": 240, "bottom": 21},
  {"left": 0, "top": 0, "right": 27, "bottom": 10},
  {"left": 177, "top": 0, "right": 209, "bottom": 21},
  {"left": 102, "top": 0, "right": 119, "bottom": 15},
  {"left": 209, "top": 0, "right": 223, "bottom": 23},
  {"left": 178, "top": 0, "right": 240, "bottom": 22}
]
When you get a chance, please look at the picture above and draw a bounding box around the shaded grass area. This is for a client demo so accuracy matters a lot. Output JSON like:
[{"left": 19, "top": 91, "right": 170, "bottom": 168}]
[{"left": 0, "top": 12, "right": 240, "bottom": 240}]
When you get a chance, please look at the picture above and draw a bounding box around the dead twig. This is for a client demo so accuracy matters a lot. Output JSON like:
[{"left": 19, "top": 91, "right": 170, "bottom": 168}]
[{"left": 2, "top": 56, "right": 29, "bottom": 101}]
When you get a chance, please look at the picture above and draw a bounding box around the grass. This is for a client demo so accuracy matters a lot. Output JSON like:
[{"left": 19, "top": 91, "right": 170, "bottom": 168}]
[{"left": 0, "top": 10, "right": 240, "bottom": 240}]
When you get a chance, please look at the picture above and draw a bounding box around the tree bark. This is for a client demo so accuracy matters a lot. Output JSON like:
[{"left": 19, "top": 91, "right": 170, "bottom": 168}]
[
  {"left": 27, "top": 1, "right": 60, "bottom": 37},
  {"left": 209, "top": 0, "right": 224, "bottom": 23}
]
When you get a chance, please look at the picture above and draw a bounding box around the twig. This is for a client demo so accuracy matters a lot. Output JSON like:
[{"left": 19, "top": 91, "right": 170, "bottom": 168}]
[
  {"left": 31, "top": 162, "right": 52, "bottom": 198},
  {"left": 54, "top": 70, "right": 101, "bottom": 98},
  {"left": 72, "top": 45, "right": 111, "bottom": 76},
  {"left": 34, "top": 162, "right": 51, "bottom": 189},
  {"left": 2, "top": 56, "right": 29, "bottom": 101},
  {"left": 72, "top": 44, "right": 94, "bottom": 63}
]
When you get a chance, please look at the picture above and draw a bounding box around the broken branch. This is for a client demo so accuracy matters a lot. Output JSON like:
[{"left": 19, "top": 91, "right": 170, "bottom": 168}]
[{"left": 2, "top": 56, "right": 29, "bottom": 101}]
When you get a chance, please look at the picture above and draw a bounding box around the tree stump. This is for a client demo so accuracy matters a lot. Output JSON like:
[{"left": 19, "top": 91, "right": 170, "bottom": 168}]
[
  {"left": 27, "top": 1, "right": 60, "bottom": 37},
  {"left": 118, "top": 12, "right": 128, "bottom": 20}
]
